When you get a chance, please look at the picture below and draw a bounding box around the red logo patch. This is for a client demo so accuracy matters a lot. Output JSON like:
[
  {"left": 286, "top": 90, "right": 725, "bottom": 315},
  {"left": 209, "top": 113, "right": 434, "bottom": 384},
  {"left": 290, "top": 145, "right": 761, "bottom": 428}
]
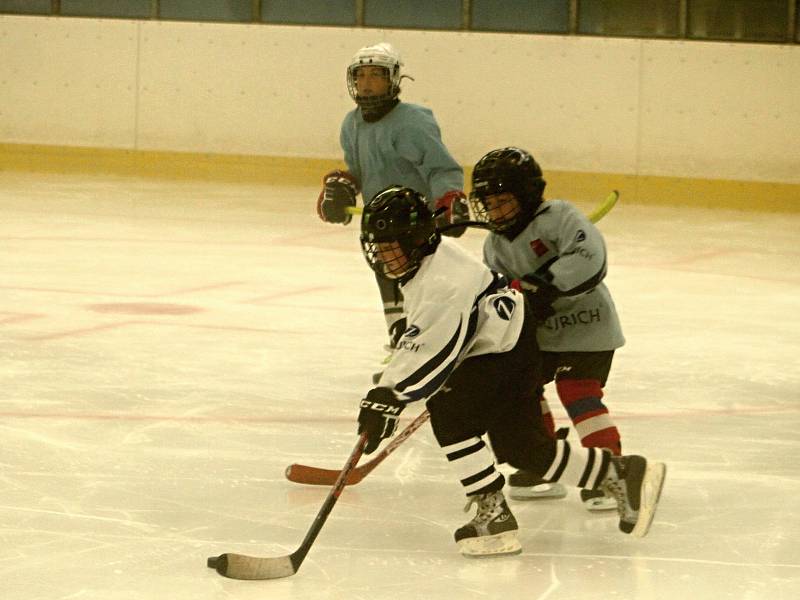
[{"left": 530, "top": 239, "right": 548, "bottom": 257}]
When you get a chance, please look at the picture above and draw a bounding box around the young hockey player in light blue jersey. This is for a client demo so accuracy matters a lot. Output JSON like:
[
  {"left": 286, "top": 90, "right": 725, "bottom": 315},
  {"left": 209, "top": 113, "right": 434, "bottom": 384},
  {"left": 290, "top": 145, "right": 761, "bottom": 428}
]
[
  {"left": 316, "top": 42, "right": 468, "bottom": 351},
  {"left": 355, "top": 185, "right": 666, "bottom": 557},
  {"left": 470, "top": 147, "right": 625, "bottom": 511}
]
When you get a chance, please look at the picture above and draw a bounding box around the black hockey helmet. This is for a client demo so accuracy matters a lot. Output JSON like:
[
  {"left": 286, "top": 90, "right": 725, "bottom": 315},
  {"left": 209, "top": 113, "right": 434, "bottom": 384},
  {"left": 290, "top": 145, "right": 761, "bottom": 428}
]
[
  {"left": 360, "top": 185, "right": 441, "bottom": 282},
  {"left": 469, "top": 147, "right": 546, "bottom": 238}
]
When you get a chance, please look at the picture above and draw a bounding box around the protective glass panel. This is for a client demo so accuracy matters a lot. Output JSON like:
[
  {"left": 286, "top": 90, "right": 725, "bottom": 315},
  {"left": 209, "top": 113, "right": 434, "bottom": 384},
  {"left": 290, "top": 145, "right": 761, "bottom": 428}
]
[
  {"left": 159, "top": 0, "right": 252, "bottom": 22},
  {"left": 688, "top": 0, "right": 789, "bottom": 42},
  {"left": 578, "top": 0, "right": 680, "bottom": 37},
  {"left": 364, "top": 0, "right": 461, "bottom": 30},
  {"left": 0, "top": 0, "right": 50, "bottom": 14},
  {"left": 471, "top": 0, "right": 569, "bottom": 33},
  {"left": 61, "top": 0, "right": 151, "bottom": 18},
  {"left": 261, "top": 0, "right": 355, "bottom": 26}
]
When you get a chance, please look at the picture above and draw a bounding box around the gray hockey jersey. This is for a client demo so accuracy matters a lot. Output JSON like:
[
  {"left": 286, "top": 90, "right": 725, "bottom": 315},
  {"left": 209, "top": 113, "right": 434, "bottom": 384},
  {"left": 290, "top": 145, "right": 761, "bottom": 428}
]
[
  {"left": 379, "top": 238, "right": 525, "bottom": 402},
  {"left": 482, "top": 200, "right": 625, "bottom": 352}
]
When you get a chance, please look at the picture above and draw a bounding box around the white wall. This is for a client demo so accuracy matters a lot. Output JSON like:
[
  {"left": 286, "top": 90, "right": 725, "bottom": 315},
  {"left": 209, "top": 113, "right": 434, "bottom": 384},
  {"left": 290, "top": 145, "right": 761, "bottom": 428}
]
[{"left": 1, "top": 15, "right": 798, "bottom": 184}]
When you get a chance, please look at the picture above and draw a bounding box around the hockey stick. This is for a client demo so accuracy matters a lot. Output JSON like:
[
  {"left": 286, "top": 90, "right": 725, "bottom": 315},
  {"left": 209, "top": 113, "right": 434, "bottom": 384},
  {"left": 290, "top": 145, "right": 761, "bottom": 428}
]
[
  {"left": 207, "top": 433, "right": 368, "bottom": 580},
  {"left": 285, "top": 409, "right": 431, "bottom": 486},
  {"left": 287, "top": 191, "right": 621, "bottom": 488},
  {"left": 346, "top": 189, "right": 620, "bottom": 223}
]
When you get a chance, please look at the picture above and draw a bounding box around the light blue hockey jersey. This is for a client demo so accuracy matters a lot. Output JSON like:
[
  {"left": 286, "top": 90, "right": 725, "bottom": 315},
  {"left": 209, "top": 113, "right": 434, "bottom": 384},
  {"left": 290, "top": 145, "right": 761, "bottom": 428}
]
[
  {"left": 340, "top": 102, "right": 463, "bottom": 207},
  {"left": 482, "top": 200, "right": 625, "bottom": 352}
]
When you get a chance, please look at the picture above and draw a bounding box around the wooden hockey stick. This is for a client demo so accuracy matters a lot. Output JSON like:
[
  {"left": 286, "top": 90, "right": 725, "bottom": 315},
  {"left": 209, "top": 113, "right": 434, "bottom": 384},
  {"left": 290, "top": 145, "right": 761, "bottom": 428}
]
[
  {"left": 285, "top": 409, "right": 431, "bottom": 486},
  {"left": 287, "top": 191, "right": 621, "bottom": 488},
  {"left": 346, "top": 189, "right": 620, "bottom": 223},
  {"left": 207, "top": 433, "right": 368, "bottom": 580}
]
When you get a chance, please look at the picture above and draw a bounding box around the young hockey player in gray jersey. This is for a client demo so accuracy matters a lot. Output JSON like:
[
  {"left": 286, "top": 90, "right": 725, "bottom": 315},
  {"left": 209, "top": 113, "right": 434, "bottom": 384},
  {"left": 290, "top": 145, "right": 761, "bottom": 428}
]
[
  {"left": 316, "top": 42, "right": 469, "bottom": 352},
  {"left": 356, "top": 185, "right": 665, "bottom": 557},
  {"left": 470, "top": 147, "right": 625, "bottom": 511}
]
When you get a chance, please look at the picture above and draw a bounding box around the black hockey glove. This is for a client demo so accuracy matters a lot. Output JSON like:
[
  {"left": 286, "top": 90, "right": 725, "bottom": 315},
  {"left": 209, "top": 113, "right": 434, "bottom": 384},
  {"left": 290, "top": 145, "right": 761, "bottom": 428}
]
[
  {"left": 316, "top": 170, "right": 359, "bottom": 225},
  {"left": 357, "top": 387, "right": 405, "bottom": 454},
  {"left": 435, "top": 191, "right": 469, "bottom": 238},
  {"left": 512, "top": 272, "right": 560, "bottom": 324}
]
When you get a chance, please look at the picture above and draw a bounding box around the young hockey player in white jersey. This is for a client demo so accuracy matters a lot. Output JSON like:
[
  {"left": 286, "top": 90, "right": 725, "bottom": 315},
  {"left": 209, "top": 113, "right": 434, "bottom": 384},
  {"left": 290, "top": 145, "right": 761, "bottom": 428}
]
[
  {"left": 356, "top": 185, "right": 665, "bottom": 557},
  {"left": 315, "top": 42, "right": 469, "bottom": 353},
  {"left": 469, "top": 147, "right": 625, "bottom": 511}
]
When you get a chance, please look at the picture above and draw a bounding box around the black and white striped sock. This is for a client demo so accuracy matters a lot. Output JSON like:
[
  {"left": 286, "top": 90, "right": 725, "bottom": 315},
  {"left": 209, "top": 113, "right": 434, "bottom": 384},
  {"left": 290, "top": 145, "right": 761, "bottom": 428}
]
[{"left": 442, "top": 437, "right": 503, "bottom": 495}]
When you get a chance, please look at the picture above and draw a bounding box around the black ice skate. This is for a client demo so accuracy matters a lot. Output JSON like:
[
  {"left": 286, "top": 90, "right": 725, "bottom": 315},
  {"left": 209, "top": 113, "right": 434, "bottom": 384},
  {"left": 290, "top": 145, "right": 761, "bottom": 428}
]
[
  {"left": 454, "top": 490, "right": 521, "bottom": 557},
  {"left": 600, "top": 455, "right": 666, "bottom": 537},
  {"left": 508, "top": 470, "right": 567, "bottom": 501}
]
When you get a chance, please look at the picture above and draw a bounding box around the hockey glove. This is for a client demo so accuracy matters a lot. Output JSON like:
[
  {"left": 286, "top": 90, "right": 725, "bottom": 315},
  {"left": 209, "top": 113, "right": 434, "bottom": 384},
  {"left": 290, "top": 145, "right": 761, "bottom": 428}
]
[
  {"left": 357, "top": 387, "right": 405, "bottom": 454},
  {"left": 434, "top": 191, "right": 469, "bottom": 238},
  {"left": 317, "top": 170, "right": 359, "bottom": 225},
  {"left": 511, "top": 273, "right": 560, "bottom": 324}
]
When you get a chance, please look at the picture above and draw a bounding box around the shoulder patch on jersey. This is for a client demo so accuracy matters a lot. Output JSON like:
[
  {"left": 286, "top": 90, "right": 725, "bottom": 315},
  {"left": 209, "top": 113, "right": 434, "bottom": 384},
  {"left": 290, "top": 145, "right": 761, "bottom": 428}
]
[
  {"left": 492, "top": 296, "right": 516, "bottom": 321},
  {"left": 575, "top": 229, "right": 586, "bottom": 242},
  {"left": 530, "top": 238, "right": 548, "bottom": 257},
  {"left": 403, "top": 324, "right": 421, "bottom": 338}
]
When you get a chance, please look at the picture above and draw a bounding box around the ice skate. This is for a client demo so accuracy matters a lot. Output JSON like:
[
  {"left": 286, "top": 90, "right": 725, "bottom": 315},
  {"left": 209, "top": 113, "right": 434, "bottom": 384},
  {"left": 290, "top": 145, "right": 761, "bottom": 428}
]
[
  {"left": 454, "top": 490, "right": 522, "bottom": 557},
  {"left": 600, "top": 455, "right": 666, "bottom": 537},
  {"left": 579, "top": 487, "right": 617, "bottom": 511},
  {"left": 508, "top": 470, "right": 567, "bottom": 501}
]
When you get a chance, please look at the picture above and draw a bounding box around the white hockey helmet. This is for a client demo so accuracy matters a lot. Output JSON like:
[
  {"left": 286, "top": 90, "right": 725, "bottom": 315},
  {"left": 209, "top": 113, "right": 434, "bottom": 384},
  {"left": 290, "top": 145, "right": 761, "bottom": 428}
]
[{"left": 346, "top": 42, "right": 404, "bottom": 106}]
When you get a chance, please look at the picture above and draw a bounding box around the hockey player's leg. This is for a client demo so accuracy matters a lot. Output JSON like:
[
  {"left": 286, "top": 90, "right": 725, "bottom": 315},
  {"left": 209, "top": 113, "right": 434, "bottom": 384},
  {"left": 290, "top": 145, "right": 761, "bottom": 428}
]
[
  {"left": 426, "top": 353, "right": 529, "bottom": 558},
  {"left": 508, "top": 373, "right": 568, "bottom": 501},
  {"left": 508, "top": 416, "right": 568, "bottom": 501},
  {"left": 517, "top": 437, "right": 666, "bottom": 538},
  {"left": 555, "top": 352, "right": 621, "bottom": 511}
]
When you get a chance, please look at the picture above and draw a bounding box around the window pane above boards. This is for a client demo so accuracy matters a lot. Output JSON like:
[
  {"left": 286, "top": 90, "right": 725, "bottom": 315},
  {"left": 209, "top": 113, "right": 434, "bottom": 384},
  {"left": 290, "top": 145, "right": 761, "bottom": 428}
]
[
  {"left": 159, "top": 0, "right": 252, "bottom": 23},
  {"left": 364, "top": 0, "right": 462, "bottom": 30},
  {"left": 688, "top": 0, "right": 790, "bottom": 43},
  {"left": 471, "top": 0, "right": 569, "bottom": 33},
  {"left": 261, "top": 0, "right": 356, "bottom": 26},
  {"left": 0, "top": 0, "right": 51, "bottom": 15},
  {"left": 61, "top": 0, "right": 152, "bottom": 19},
  {"left": 578, "top": 0, "right": 681, "bottom": 38}
]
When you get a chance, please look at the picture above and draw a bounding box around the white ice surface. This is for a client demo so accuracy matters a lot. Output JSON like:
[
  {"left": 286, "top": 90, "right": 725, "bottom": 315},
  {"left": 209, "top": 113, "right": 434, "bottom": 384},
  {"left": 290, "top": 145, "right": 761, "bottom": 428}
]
[{"left": 1, "top": 172, "right": 799, "bottom": 599}]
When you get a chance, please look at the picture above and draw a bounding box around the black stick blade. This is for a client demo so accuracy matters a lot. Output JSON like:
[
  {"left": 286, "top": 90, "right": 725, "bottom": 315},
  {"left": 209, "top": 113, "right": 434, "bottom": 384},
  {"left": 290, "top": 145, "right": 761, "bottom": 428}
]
[{"left": 207, "top": 552, "right": 296, "bottom": 580}]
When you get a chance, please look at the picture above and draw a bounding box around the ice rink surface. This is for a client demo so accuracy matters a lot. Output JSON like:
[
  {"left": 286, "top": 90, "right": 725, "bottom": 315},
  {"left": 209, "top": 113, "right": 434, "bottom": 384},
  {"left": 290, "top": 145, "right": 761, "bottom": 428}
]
[{"left": 1, "top": 172, "right": 799, "bottom": 600}]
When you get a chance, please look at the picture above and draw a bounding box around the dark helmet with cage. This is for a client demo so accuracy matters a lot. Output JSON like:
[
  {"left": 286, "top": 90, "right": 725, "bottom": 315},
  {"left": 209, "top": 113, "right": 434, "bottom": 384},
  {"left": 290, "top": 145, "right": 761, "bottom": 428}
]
[
  {"left": 360, "top": 185, "right": 441, "bottom": 283},
  {"left": 346, "top": 43, "right": 403, "bottom": 119},
  {"left": 469, "top": 147, "right": 547, "bottom": 238}
]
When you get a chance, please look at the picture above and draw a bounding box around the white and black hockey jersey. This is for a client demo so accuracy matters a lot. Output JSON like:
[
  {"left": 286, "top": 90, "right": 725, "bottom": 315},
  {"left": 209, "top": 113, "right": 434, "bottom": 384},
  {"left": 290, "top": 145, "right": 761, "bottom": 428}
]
[
  {"left": 482, "top": 200, "right": 625, "bottom": 352},
  {"left": 378, "top": 238, "right": 526, "bottom": 402}
]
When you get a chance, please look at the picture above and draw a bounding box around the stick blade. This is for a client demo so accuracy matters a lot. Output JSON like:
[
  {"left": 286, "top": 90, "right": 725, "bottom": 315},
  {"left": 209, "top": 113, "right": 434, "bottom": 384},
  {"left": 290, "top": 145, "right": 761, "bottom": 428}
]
[
  {"left": 285, "top": 463, "right": 363, "bottom": 486},
  {"left": 207, "top": 552, "right": 296, "bottom": 580}
]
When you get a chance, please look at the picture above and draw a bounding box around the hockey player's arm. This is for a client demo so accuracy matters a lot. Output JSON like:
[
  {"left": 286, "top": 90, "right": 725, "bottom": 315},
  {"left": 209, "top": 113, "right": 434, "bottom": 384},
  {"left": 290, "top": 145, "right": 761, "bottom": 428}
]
[
  {"left": 357, "top": 387, "right": 405, "bottom": 454},
  {"left": 545, "top": 206, "right": 608, "bottom": 294},
  {"left": 512, "top": 208, "right": 606, "bottom": 321}
]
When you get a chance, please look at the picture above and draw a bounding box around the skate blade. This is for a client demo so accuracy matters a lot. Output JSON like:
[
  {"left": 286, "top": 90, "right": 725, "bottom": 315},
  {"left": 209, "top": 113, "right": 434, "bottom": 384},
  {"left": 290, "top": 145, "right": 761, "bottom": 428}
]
[
  {"left": 583, "top": 496, "right": 617, "bottom": 512},
  {"left": 631, "top": 462, "right": 667, "bottom": 538},
  {"left": 458, "top": 531, "right": 522, "bottom": 557},
  {"left": 509, "top": 482, "right": 567, "bottom": 501}
]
